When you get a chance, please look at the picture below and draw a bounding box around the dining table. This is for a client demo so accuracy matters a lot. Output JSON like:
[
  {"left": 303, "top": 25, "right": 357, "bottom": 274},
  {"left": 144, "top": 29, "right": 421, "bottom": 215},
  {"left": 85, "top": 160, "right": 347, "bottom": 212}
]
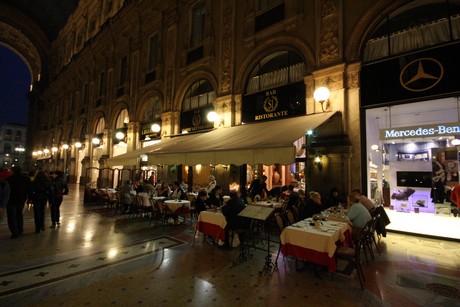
[
  {"left": 280, "top": 218, "right": 352, "bottom": 271},
  {"left": 195, "top": 210, "right": 227, "bottom": 241},
  {"left": 163, "top": 199, "right": 191, "bottom": 212}
]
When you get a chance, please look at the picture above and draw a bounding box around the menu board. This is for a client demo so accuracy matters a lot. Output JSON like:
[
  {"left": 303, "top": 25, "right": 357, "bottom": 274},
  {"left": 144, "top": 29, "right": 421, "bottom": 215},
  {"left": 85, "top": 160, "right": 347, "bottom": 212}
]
[{"left": 238, "top": 205, "right": 275, "bottom": 221}]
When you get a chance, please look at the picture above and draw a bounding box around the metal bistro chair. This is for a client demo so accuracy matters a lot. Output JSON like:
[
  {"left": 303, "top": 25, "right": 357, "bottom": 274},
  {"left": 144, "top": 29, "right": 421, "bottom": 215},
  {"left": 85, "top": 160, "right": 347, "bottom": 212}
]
[
  {"left": 274, "top": 213, "right": 290, "bottom": 269},
  {"left": 335, "top": 226, "right": 368, "bottom": 290}
]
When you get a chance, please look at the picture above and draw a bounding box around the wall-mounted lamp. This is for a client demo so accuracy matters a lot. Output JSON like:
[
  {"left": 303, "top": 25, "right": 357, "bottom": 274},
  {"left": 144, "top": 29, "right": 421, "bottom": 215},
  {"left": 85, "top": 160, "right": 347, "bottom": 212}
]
[
  {"left": 115, "top": 131, "right": 125, "bottom": 140},
  {"left": 37, "top": 150, "right": 43, "bottom": 155},
  {"left": 207, "top": 111, "right": 224, "bottom": 127},
  {"left": 62, "top": 144, "right": 69, "bottom": 150},
  {"left": 74, "top": 142, "right": 82, "bottom": 148},
  {"left": 313, "top": 86, "right": 330, "bottom": 112},
  {"left": 313, "top": 150, "right": 323, "bottom": 171},
  {"left": 43, "top": 148, "right": 50, "bottom": 155},
  {"left": 151, "top": 123, "right": 161, "bottom": 133},
  {"left": 51, "top": 146, "right": 58, "bottom": 153},
  {"left": 92, "top": 137, "right": 101, "bottom": 145}
]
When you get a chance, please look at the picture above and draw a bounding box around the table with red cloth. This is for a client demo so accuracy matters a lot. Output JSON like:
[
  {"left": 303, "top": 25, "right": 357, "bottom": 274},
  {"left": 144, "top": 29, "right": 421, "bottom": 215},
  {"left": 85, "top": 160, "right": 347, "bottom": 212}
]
[
  {"left": 196, "top": 210, "right": 227, "bottom": 241},
  {"left": 280, "top": 218, "right": 352, "bottom": 272}
]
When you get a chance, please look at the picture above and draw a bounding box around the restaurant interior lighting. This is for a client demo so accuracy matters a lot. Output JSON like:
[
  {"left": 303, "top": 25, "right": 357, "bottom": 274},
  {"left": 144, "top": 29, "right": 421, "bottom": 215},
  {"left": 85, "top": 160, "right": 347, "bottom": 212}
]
[
  {"left": 37, "top": 150, "right": 43, "bottom": 155},
  {"left": 75, "top": 142, "right": 82, "bottom": 148},
  {"left": 313, "top": 86, "right": 330, "bottom": 112},
  {"left": 43, "top": 148, "right": 50, "bottom": 154},
  {"left": 32, "top": 151, "right": 37, "bottom": 156},
  {"left": 51, "top": 146, "right": 58, "bottom": 153},
  {"left": 62, "top": 144, "right": 69, "bottom": 150},
  {"left": 451, "top": 139, "right": 460, "bottom": 146}
]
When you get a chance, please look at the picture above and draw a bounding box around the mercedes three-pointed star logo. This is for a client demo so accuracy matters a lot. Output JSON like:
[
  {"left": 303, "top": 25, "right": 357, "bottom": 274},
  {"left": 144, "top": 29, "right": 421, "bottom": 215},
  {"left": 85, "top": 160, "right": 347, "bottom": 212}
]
[{"left": 399, "top": 58, "right": 443, "bottom": 92}]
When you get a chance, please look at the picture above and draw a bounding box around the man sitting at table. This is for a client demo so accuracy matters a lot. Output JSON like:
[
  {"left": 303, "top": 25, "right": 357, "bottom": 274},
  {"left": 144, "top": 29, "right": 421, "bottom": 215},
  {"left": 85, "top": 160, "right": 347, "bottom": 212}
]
[
  {"left": 300, "top": 191, "right": 322, "bottom": 219},
  {"left": 170, "top": 181, "right": 185, "bottom": 200},
  {"left": 195, "top": 191, "right": 208, "bottom": 215},
  {"left": 286, "top": 184, "right": 300, "bottom": 211},
  {"left": 352, "top": 189, "right": 376, "bottom": 214},
  {"left": 206, "top": 185, "right": 223, "bottom": 208},
  {"left": 347, "top": 193, "right": 372, "bottom": 238},
  {"left": 221, "top": 191, "right": 249, "bottom": 249},
  {"left": 120, "top": 180, "right": 134, "bottom": 213}
]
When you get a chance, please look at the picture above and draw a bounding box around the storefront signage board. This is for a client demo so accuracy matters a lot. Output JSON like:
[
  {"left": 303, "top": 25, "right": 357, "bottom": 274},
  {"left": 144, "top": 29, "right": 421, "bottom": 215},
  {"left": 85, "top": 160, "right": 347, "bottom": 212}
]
[
  {"left": 380, "top": 122, "right": 460, "bottom": 140},
  {"left": 242, "top": 82, "right": 306, "bottom": 123},
  {"left": 180, "top": 105, "right": 214, "bottom": 133},
  {"left": 361, "top": 42, "right": 460, "bottom": 106}
]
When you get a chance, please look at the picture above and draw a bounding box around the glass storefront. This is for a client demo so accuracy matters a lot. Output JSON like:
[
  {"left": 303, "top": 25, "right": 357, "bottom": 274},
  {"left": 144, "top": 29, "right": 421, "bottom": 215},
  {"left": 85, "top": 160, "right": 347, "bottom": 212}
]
[{"left": 365, "top": 97, "right": 460, "bottom": 239}]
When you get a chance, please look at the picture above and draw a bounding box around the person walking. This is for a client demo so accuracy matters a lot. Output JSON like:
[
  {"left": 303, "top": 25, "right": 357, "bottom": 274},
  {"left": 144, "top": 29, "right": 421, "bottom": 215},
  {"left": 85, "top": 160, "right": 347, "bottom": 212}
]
[
  {"left": 49, "top": 171, "right": 69, "bottom": 228},
  {"left": 6, "top": 166, "right": 32, "bottom": 238},
  {"left": 0, "top": 169, "right": 11, "bottom": 223},
  {"left": 31, "top": 171, "right": 52, "bottom": 233}
]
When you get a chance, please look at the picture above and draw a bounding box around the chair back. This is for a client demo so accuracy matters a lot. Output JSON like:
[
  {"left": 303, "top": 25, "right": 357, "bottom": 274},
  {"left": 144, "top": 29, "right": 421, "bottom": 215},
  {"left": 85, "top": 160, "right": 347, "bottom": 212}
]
[
  {"left": 274, "top": 213, "right": 288, "bottom": 233},
  {"left": 286, "top": 211, "right": 295, "bottom": 225}
]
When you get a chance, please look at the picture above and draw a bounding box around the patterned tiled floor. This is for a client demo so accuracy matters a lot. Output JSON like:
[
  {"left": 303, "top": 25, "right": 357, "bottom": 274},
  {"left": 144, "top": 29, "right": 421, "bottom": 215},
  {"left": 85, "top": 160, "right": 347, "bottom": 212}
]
[{"left": 0, "top": 185, "right": 459, "bottom": 306}]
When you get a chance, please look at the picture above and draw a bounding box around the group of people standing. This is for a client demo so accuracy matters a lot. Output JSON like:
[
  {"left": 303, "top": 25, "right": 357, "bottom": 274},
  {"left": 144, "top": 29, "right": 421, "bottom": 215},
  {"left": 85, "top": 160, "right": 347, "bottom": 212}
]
[{"left": 0, "top": 167, "right": 69, "bottom": 238}]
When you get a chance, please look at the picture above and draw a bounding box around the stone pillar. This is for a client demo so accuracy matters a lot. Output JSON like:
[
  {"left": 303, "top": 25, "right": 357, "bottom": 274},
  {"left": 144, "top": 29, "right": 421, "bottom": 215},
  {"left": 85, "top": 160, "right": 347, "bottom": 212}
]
[
  {"left": 127, "top": 122, "right": 141, "bottom": 152},
  {"left": 213, "top": 95, "right": 233, "bottom": 128},
  {"left": 234, "top": 94, "right": 242, "bottom": 126},
  {"left": 345, "top": 62, "right": 362, "bottom": 192},
  {"left": 161, "top": 111, "right": 180, "bottom": 137}
]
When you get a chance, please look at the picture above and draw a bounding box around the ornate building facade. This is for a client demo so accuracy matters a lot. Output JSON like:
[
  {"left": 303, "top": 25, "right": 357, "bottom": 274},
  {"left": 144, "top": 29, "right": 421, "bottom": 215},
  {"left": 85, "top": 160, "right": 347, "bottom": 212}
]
[{"left": 3, "top": 0, "right": 460, "bottom": 223}]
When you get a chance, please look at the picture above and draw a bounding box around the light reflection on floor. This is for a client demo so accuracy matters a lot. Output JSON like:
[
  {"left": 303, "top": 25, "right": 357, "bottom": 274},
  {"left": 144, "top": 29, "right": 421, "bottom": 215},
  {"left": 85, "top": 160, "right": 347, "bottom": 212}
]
[{"left": 0, "top": 185, "right": 458, "bottom": 307}]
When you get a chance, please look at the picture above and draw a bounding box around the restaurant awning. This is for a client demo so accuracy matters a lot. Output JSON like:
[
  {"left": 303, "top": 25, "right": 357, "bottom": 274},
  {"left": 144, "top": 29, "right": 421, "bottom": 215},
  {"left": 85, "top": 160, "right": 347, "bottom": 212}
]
[{"left": 107, "top": 112, "right": 336, "bottom": 166}]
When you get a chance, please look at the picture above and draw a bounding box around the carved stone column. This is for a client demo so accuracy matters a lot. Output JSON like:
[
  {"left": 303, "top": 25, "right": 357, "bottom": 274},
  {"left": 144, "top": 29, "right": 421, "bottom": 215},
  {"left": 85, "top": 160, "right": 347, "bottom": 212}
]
[
  {"left": 161, "top": 111, "right": 180, "bottom": 137},
  {"left": 345, "top": 62, "right": 362, "bottom": 191},
  {"left": 316, "top": 0, "right": 342, "bottom": 67},
  {"left": 127, "top": 122, "right": 141, "bottom": 152},
  {"left": 213, "top": 95, "right": 233, "bottom": 128},
  {"left": 220, "top": 1, "right": 234, "bottom": 95}
]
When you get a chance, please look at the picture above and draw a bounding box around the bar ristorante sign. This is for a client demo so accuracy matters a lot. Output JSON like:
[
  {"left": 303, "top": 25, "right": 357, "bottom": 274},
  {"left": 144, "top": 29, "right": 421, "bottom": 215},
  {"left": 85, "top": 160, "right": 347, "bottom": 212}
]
[{"left": 242, "top": 82, "right": 306, "bottom": 123}]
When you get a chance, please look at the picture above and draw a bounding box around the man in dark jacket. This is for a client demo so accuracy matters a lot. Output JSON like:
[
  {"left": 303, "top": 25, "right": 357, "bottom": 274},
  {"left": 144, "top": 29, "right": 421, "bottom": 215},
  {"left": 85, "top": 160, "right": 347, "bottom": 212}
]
[
  {"left": 50, "top": 171, "right": 69, "bottom": 228},
  {"left": 6, "top": 167, "right": 32, "bottom": 238},
  {"left": 221, "top": 191, "right": 249, "bottom": 249}
]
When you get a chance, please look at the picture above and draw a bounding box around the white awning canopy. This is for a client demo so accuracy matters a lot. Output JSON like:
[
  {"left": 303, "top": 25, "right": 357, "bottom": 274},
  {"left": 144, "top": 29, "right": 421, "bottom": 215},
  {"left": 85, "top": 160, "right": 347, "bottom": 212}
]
[{"left": 107, "top": 112, "right": 336, "bottom": 166}]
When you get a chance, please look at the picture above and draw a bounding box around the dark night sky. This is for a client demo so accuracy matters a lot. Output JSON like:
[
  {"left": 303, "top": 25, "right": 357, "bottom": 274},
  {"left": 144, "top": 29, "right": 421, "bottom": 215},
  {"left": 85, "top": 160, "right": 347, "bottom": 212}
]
[{"left": 0, "top": 45, "right": 31, "bottom": 127}]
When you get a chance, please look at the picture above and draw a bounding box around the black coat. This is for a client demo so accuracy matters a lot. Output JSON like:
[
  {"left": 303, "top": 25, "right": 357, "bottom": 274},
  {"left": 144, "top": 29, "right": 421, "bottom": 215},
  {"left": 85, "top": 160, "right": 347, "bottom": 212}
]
[
  {"left": 374, "top": 206, "right": 391, "bottom": 237},
  {"left": 222, "top": 198, "right": 249, "bottom": 229},
  {"left": 6, "top": 173, "right": 31, "bottom": 207}
]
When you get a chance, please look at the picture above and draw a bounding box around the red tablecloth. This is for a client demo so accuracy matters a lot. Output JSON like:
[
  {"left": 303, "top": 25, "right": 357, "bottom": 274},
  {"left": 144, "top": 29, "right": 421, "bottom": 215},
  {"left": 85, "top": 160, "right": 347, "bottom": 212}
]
[
  {"left": 280, "top": 219, "right": 352, "bottom": 272},
  {"left": 196, "top": 221, "right": 226, "bottom": 241},
  {"left": 196, "top": 211, "right": 227, "bottom": 241}
]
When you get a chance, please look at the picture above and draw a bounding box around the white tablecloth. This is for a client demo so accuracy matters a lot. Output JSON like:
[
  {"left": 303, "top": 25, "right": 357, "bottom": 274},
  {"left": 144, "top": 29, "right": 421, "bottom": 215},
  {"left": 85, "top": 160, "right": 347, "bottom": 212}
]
[
  {"left": 280, "top": 219, "right": 352, "bottom": 257},
  {"left": 164, "top": 200, "right": 191, "bottom": 212}
]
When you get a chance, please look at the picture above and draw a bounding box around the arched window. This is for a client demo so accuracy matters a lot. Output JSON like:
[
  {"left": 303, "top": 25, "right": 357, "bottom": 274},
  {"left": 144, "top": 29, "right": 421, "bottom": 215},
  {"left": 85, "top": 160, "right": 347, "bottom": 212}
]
[
  {"left": 363, "top": 1, "right": 460, "bottom": 62},
  {"left": 181, "top": 80, "right": 215, "bottom": 133},
  {"left": 143, "top": 96, "right": 162, "bottom": 122},
  {"left": 246, "top": 50, "right": 305, "bottom": 94},
  {"left": 115, "top": 109, "right": 129, "bottom": 129},
  {"left": 182, "top": 80, "right": 215, "bottom": 112},
  {"left": 95, "top": 117, "right": 105, "bottom": 134}
]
